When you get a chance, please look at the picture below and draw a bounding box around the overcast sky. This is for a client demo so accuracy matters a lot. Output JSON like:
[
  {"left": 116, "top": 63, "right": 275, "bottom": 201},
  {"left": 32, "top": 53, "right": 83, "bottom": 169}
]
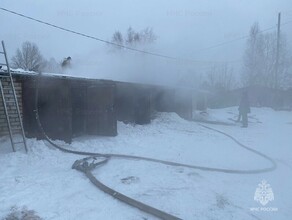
[{"left": 0, "top": 0, "right": 291, "bottom": 84}]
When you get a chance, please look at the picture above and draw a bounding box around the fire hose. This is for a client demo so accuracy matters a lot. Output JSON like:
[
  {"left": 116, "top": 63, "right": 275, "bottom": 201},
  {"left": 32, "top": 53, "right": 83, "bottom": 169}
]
[{"left": 34, "top": 73, "right": 276, "bottom": 219}]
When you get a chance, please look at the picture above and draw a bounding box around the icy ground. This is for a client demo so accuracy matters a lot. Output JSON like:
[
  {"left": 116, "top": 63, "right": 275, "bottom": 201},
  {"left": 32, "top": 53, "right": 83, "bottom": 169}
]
[{"left": 0, "top": 107, "right": 291, "bottom": 220}]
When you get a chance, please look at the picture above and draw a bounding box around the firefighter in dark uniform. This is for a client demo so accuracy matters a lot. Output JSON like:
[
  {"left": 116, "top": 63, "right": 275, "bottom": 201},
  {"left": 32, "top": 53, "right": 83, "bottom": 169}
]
[
  {"left": 238, "top": 91, "right": 250, "bottom": 128},
  {"left": 61, "top": 56, "right": 72, "bottom": 69}
]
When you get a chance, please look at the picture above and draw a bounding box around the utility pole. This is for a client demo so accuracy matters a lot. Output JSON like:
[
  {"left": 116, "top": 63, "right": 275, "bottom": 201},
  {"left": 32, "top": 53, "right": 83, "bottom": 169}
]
[{"left": 275, "top": 12, "right": 281, "bottom": 89}]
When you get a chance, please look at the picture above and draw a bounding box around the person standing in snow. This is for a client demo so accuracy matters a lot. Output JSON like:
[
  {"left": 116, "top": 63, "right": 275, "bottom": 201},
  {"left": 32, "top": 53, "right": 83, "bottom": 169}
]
[
  {"left": 236, "top": 111, "right": 242, "bottom": 122},
  {"left": 238, "top": 91, "right": 250, "bottom": 128}
]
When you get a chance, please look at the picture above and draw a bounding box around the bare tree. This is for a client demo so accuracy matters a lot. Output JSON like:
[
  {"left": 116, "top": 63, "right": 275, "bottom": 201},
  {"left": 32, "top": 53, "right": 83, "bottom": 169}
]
[
  {"left": 205, "top": 63, "right": 236, "bottom": 91},
  {"left": 241, "top": 23, "right": 265, "bottom": 86},
  {"left": 242, "top": 23, "right": 291, "bottom": 89},
  {"left": 283, "top": 54, "right": 292, "bottom": 89},
  {"left": 126, "top": 26, "right": 135, "bottom": 45},
  {"left": 111, "top": 26, "right": 157, "bottom": 49},
  {"left": 112, "top": 31, "right": 124, "bottom": 49},
  {"left": 273, "top": 34, "right": 291, "bottom": 89},
  {"left": 11, "top": 41, "right": 45, "bottom": 72},
  {"left": 140, "top": 27, "right": 157, "bottom": 44}
]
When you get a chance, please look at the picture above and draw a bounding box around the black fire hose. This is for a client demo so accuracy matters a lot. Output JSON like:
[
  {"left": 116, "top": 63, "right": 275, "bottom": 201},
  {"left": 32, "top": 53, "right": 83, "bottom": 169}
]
[
  {"left": 34, "top": 73, "right": 181, "bottom": 220},
  {"left": 33, "top": 73, "right": 276, "bottom": 219}
]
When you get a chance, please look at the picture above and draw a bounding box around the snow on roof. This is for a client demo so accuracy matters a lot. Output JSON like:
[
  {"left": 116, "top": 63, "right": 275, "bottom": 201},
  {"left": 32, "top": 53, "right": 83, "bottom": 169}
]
[
  {"left": 1, "top": 67, "right": 210, "bottom": 93},
  {"left": 0, "top": 66, "right": 36, "bottom": 75}
]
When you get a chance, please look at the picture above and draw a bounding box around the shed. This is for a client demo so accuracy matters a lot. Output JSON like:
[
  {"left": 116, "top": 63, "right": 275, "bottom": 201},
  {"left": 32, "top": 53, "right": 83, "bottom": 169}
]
[
  {"left": 22, "top": 74, "right": 117, "bottom": 143},
  {"left": 1, "top": 70, "right": 204, "bottom": 143},
  {"left": 115, "top": 81, "right": 197, "bottom": 123},
  {"left": 152, "top": 86, "right": 196, "bottom": 120},
  {"left": 115, "top": 82, "right": 152, "bottom": 125}
]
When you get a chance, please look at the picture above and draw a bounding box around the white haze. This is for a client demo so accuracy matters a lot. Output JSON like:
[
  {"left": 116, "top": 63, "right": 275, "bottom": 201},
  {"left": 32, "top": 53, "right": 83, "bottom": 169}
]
[
  {"left": 66, "top": 45, "right": 211, "bottom": 87},
  {"left": 1, "top": 0, "right": 292, "bottom": 86}
]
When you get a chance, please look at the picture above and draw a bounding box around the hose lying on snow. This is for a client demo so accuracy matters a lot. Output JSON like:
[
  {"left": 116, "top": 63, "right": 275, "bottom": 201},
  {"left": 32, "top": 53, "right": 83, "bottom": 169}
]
[
  {"left": 34, "top": 73, "right": 276, "bottom": 220},
  {"left": 72, "top": 157, "right": 182, "bottom": 220}
]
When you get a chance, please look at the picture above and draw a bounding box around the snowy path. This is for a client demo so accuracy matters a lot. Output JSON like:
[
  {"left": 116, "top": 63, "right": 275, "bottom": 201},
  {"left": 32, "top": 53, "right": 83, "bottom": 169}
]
[{"left": 0, "top": 107, "right": 291, "bottom": 219}]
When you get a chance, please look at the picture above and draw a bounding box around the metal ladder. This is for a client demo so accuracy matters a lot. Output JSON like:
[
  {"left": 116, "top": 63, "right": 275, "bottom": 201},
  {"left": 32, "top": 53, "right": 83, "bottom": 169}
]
[{"left": 0, "top": 40, "right": 28, "bottom": 152}]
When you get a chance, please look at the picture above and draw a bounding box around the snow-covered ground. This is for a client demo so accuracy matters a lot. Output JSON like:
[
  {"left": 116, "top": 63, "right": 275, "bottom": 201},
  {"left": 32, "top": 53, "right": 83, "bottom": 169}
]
[{"left": 0, "top": 107, "right": 291, "bottom": 220}]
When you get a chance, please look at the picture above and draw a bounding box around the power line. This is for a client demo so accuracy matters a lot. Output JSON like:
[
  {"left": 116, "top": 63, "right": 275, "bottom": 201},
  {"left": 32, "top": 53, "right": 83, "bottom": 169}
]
[
  {"left": 193, "top": 20, "right": 292, "bottom": 53},
  {"left": 193, "top": 27, "right": 274, "bottom": 53},
  {"left": 0, "top": 7, "right": 235, "bottom": 65},
  {"left": 1, "top": 7, "right": 292, "bottom": 64},
  {"left": 0, "top": 7, "right": 174, "bottom": 59},
  {"left": 0, "top": 7, "right": 246, "bottom": 65}
]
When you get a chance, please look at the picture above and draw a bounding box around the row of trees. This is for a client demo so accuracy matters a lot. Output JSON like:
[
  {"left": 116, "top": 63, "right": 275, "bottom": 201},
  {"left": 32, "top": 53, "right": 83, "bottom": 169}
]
[
  {"left": 204, "top": 63, "right": 235, "bottom": 91},
  {"left": 111, "top": 26, "right": 157, "bottom": 48},
  {"left": 242, "top": 23, "right": 291, "bottom": 89},
  {"left": 200, "top": 22, "right": 291, "bottom": 92},
  {"left": 10, "top": 24, "right": 291, "bottom": 90},
  {"left": 10, "top": 27, "right": 157, "bottom": 72},
  {"left": 11, "top": 41, "right": 67, "bottom": 73}
]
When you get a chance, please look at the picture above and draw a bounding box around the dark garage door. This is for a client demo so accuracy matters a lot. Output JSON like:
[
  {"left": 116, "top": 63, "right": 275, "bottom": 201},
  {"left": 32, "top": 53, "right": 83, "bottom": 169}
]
[{"left": 86, "top": 84, "right": 117, "bottom": 136}]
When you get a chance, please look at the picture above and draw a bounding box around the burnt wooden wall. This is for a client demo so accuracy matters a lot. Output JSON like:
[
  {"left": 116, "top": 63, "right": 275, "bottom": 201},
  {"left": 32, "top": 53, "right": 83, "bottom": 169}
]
[
  {"left": 115, "top": 83, "right": 194, "bottom": 124},
  {"left": 174, "top": 89, "right": 193, "bottom": 120},
  {"left": 22, "top": 77, "right": 72, "bottom": 142},
  {"left": 1, "top": 74, "right": 196, "bottom": 142},
  {"left": 152, "top": 87, "right": 193, "bottom": 120},
  {"left": 22, "top": 76, "right": 117, "bottom": 143},
  {"left": 115, "top": 83, "right": 152, "bottom": 125},
  {"left": 85, "top": 83, "right": 117, "bottom": 136}
]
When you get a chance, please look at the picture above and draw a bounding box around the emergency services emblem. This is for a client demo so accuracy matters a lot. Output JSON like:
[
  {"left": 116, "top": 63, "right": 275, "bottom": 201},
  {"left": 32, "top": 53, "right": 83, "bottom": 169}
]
[{"left": 254, "top": 180, "right": 274, "bottom": 206}]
